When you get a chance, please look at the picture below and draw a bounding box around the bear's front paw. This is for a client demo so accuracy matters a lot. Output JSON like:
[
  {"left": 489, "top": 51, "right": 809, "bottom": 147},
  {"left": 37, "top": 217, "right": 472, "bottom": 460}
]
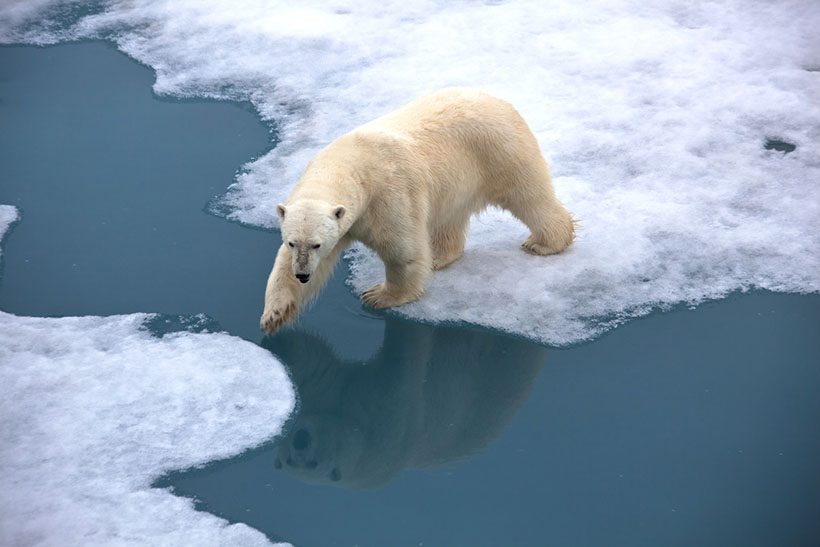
[
  {"left": 362, "top": 283, "right": 420, "bottom": 309},
  {"left": 362, "top": 283, "right": 393, "bottom": 309},
  {"left": 260, "top": 297, "right": 297, "bottom": 334}
]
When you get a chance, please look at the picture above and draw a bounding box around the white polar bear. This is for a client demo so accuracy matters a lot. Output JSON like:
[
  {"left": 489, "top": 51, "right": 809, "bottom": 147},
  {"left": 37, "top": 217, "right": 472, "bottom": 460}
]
[{"left": 261, "top": 88, "right": 574, "bottom": 333}]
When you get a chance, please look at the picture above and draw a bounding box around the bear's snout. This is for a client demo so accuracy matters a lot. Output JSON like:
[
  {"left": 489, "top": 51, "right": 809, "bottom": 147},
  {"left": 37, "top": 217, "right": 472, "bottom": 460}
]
[{"left": 295, "top": 273, "right": 310, "bottom": 283}]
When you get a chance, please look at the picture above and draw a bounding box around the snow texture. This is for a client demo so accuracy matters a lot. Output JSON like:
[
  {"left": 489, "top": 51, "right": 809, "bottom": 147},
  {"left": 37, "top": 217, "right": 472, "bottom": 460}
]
[
  {"left": 0, "top": 205, "right": 19, "bottom": 260},
  {"left": 0, "top": 212, "right": 294, "bottom": 545},
  {"left": 1, "top": 0, "right": 818, "bottom": 346}
]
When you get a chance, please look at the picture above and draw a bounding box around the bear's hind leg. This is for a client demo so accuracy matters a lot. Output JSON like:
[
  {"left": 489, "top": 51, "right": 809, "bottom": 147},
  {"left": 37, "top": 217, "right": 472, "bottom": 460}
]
[
  {"left": 431, "top": 220, "right": 468, "bottom": 270},
  {"left": 519, "top": 206, "right": 575, "bottom": 256},
  {"left": 495, "top": 183, "right": 574, "bottom": 256}
]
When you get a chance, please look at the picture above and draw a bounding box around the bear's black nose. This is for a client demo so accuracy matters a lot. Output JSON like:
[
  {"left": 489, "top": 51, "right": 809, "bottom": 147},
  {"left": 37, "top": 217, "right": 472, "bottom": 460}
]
[{"left": 296, "top": 273, "right": 310, "bottom": 283}]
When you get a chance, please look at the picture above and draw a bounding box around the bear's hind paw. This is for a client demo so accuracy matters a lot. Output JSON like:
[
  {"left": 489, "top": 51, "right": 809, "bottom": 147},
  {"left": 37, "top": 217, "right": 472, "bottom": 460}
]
[
  {"left": 432, "top": 252, "right": 462, "bottom": 271},
  {"left": 521, "top": 235, "right": 568, "bottom": 256}
]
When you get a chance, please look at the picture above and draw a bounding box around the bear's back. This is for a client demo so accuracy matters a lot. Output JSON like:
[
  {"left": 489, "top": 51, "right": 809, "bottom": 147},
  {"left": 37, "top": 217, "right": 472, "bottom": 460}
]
[
  {"left": 364, "top": 88, "right": 520, "bottom": 143},
  {"left": 357, "top": 88, "right": 547, "bottom": 215}
]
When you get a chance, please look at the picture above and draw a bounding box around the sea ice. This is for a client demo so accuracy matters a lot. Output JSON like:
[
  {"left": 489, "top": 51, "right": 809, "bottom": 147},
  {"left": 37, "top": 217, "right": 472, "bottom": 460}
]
[
  {"left": 0, "top": 210, "right": 294, "bottom": 546},
  {"left": 0, "top": 205, "right": 18, "bottom": 258},
  {"left": 1, "top": 1, "right": 817, "bottom": 343}
]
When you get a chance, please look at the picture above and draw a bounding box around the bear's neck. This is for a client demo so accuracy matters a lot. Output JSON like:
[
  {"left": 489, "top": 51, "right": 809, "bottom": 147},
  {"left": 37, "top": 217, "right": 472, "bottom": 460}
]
[{"left": 292, "top": 169, "right": 366, "bottom": 233}]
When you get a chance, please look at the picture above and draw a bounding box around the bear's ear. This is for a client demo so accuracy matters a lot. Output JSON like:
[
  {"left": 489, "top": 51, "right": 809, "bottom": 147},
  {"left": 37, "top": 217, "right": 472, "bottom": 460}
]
[
  {"left": 332, "top": 205, "right": 346, "bottom": 220},
  {"left": 276, "top": 204, "right": 287, "bottom": 220}
]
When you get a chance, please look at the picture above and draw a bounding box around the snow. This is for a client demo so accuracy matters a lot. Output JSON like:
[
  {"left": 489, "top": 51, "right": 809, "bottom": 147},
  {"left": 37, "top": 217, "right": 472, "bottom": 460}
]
[
  {"left": 0, "top": 211, "right": 294, "bottom": 546},
  {"left": 0, "top": 1, "right": 817, "bottom": 344},
  {"left": 0, "top": 205, "right": 18, "bottom": 259}
]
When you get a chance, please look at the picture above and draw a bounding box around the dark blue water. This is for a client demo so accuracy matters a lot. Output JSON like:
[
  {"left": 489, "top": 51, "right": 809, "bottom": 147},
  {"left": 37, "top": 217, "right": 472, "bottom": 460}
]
[{"left": 1, "top": 43, "right": 818, "bottom": 547}]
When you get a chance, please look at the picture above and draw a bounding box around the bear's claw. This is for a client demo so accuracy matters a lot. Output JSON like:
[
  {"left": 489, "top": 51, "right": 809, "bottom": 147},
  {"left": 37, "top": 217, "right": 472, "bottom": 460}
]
[
  {"left": 432, "top": 252, "right": 462, "bottom": 270},
  {"left": 362, "top": 284, "right": 390, "bottom": 309},
  {"left": 362, "top": 283, "right": 420, "bottom": 309},
  {"left": 521, "top": 236, "right": 563, "bottom": 256},
  {"left": 260, "top": 299, "right": 297, "bottom": 334}
]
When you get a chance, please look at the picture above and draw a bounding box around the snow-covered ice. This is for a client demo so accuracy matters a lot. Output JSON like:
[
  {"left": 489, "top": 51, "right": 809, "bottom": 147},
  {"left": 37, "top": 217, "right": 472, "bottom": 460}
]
[
  {"left": 0, "top": 210, "right": 294, "bottom": 546},
  {"left": 0, "top": 206, "right": 18, "bottom": 259},
  {"left": 1, "top": 1, "right": 818, "bottom": 343}
]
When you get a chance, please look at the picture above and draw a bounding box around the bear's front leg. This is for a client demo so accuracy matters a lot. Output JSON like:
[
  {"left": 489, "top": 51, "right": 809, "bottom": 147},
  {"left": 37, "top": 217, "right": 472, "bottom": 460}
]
[
  {"left": 260, "top": 290, "right": 297, "bottom": 333},
  {"left": 363, "top": 255, "right": 432, "bottom": 309},
  {"left": 260, "top": 245, "right": 301, "bottom": 334}
]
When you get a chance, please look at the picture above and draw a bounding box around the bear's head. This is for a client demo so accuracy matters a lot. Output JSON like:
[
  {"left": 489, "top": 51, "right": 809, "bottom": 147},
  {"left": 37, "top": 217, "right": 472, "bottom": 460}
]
[{"left": 276, "top": 199, "right": 346, "bottom": 284}]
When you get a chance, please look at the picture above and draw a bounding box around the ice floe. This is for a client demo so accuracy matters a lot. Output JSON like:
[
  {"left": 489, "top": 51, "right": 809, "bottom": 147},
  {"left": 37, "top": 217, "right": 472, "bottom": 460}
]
[
  {"left": 1, "top": 0, "right": 818, "bottom": 344},
  {"left": 0, "top": 209, "right": 294, "bottom": 545}
]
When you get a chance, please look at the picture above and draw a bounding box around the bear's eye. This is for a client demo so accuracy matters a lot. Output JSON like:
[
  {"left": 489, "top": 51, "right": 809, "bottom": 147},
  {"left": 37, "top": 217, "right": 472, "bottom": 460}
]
[
  {"left": 287, "top": 242, "right": 295, "bottom": 248},
  {"left": 312, "top": 244, "right": 321, "bottom": 249}
]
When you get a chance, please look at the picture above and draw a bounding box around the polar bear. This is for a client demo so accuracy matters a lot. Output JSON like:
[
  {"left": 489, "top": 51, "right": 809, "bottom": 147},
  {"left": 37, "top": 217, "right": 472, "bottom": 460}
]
[{"left": 261, "top": 88, "right": 574, "bottom": 334}]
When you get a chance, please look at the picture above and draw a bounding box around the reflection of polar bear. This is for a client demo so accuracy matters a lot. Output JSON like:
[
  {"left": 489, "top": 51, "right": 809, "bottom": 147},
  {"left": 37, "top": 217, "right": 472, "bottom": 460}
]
[
  {"left": 261, "top": 88, "right": 575, "bottom": 333},
  {"left": 263, "top": 318, "right": 546, "bottom": 489}
]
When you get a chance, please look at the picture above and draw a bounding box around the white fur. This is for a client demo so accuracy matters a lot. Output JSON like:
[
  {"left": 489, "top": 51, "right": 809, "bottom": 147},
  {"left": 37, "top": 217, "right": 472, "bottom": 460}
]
[{"left": 261, "top": 88, "right": 574, "bottom": 333}]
